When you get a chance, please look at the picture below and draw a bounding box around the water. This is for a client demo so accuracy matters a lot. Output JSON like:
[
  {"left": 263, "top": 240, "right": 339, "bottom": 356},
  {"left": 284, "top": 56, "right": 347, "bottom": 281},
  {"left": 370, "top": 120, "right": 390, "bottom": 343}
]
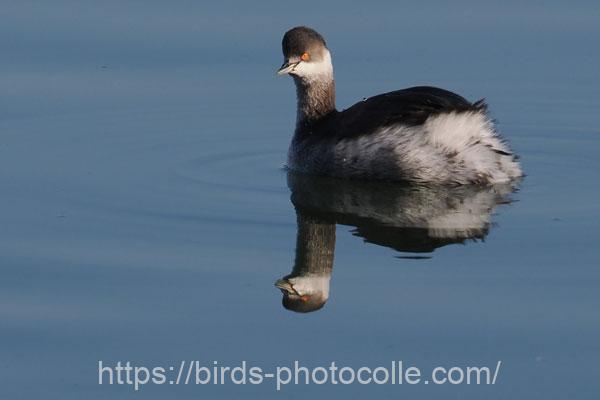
[{"left": 1, "top": 1, "right": 599, "bottom": 398}]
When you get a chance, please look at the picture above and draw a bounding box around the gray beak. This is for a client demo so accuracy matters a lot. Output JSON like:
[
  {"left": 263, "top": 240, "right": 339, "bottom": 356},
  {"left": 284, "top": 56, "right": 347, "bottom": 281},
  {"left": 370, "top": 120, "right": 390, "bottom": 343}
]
[
  {"left": 276, "top": 60, "right": 300, "bottom": 75},
  {"left": 274, "top": 279, "right": 296, "bottom": 294}
]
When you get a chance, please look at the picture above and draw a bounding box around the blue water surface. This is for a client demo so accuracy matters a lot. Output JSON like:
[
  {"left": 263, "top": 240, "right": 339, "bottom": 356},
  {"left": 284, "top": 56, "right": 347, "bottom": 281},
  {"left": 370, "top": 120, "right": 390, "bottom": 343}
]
[{"left": 1, "top": 1, "right": 599, "bottom": 398}]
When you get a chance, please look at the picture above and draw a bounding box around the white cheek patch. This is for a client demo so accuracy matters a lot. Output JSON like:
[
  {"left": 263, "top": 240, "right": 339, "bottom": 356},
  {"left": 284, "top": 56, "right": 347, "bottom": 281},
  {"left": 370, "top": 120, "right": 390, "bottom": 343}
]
[
  {"left": 289, "top": 275, "right": 331, "bottom": 299},
  {"left": 293, "top": 50, "right": 333, "bottom": 80}
]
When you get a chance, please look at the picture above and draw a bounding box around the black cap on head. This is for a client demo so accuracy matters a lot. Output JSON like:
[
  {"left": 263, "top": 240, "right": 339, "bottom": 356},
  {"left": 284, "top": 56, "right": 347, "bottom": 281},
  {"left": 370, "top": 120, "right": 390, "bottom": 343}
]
[
  {"left": 282, "top": 293, "right": 327, "bottom": 313},
  {"left": 282, "top": 26, "right": 327, "bottom": 59}
]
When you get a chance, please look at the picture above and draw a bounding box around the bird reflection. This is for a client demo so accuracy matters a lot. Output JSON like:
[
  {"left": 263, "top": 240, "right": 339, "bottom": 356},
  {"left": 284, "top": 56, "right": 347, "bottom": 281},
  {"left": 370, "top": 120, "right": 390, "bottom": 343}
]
[{"left": 275, "top": 172, "right": 518, "bottom": 313}]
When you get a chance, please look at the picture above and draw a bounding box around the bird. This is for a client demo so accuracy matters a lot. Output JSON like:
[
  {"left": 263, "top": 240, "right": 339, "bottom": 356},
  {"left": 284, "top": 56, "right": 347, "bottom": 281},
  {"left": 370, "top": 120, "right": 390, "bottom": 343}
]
[{"left": 276, "top": 26, "right": 522, "bottom": 185}]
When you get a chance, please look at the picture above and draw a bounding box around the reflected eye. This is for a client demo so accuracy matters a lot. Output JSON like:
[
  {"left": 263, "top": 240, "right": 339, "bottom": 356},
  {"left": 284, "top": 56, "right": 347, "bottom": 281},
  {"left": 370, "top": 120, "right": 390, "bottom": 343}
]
[{"left": 301, "top": 52, "right": 310, "bottom": 61}]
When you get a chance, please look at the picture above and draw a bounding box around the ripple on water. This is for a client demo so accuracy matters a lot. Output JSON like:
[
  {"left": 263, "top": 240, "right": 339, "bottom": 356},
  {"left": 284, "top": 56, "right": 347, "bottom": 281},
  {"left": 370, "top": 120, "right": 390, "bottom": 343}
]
[{"left": 177, "top": 149, "right": 288, "bottom": 194}]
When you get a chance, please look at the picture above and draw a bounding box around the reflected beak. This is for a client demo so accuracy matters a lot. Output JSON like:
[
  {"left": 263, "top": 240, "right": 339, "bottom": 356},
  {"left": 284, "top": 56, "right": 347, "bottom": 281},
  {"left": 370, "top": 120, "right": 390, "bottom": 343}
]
[
  {"left": 274, "top": 279, "right": 296, "bottom": 294},
  {"left": 276, "top": 60, "right": 300, "bottom": 75}
]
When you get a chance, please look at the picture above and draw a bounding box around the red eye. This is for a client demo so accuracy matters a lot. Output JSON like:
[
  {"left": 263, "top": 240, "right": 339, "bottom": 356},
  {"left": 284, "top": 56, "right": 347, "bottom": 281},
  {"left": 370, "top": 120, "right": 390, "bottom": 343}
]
[{"left": 301, "top": 52, "right": 310, "bottom": 61}]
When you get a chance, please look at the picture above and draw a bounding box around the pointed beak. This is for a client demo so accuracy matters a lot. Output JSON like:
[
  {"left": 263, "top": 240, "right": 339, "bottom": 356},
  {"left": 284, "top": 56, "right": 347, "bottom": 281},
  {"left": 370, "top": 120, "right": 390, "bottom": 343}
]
[
  {"left": 276, "top": 60, "right": 300, "bottom": 75},
  {"left": 274, "top": 279, "right": 296, "bottom": 294}
]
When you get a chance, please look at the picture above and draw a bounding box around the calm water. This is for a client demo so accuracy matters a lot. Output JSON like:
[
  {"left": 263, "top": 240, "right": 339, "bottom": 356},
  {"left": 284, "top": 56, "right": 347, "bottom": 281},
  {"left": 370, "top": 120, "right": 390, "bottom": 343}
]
[{"left": 1, "top": 1, "right": 599, "bottom": 398}]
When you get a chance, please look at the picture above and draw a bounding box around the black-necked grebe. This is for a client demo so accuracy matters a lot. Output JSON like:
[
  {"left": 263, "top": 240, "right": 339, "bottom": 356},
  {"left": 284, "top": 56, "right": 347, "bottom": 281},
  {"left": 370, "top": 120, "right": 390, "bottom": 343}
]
[{"left": 277, "top": 26, "right": 522, "bottom": 185}]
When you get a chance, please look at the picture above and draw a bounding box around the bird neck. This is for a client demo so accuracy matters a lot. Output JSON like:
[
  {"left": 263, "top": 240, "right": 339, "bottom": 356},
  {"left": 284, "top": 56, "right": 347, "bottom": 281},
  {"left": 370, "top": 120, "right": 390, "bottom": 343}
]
[
  {"left": 292, "top": 211, "right": 336, "bottom": 278},
  {"left": 293, "top": 75, "right": 336, "bottom": 131}
]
